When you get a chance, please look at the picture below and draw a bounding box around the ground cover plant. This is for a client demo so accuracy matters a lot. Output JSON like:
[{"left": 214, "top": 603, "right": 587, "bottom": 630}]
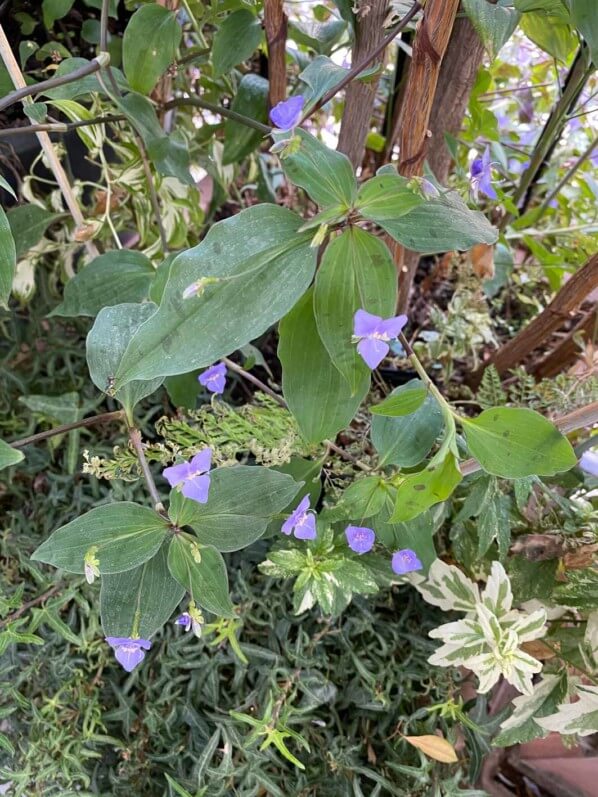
[{"left": 0, "top": 0, "right": 597, "bottom": 794}]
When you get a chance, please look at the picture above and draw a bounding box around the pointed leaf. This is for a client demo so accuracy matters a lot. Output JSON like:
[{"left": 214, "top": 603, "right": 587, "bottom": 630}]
[
  {"left": 403, "top": 734, "right": 458, "bottom": 763},
  {"left": 314, "top": 227, "right": 397, "bottom": 392},
  {"left": 100, "top": 546, "right": 184, "bottom": 639},
  {"left": 371, "top": 384, "right": 427, "bottom": 416},
  {"left": 222, "top": 74, "right": 269, "bottom": 165},
  {"left": 0, "top": 439, "right": 24, "bottom": 471},
  {"left": 212, "top": 9, "right": 263, "bottom": 77},
  {"left": 123, "top": 4, "right": 181, "bottom": 95},
  {"left": 167, "top": 536, "right": 235, "bottom": 617},
  {"left": 114, "top": 205, "right": 316, "bottom": 386},
  {"left": 391, "top": 453, "right": 462, "bottom": 522},
  {"left": 32, "top": 503, "right": 169, "bottom": 574},
  {"left": 0, "top": 205, "right": 16, "bottom": 308},
  {"left": 462, "top": 0, "right": 520, "bottom": 59},
  {"left": 278, "top": 288, "right": 369, "bottom": 443}
]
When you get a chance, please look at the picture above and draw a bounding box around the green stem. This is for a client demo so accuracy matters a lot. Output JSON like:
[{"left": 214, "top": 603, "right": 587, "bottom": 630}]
[
  {"left": 535, "top": 132, "right": 598, "bottom": 220},
  {"left": 10, "top": 410, "right": 125, "bottom": 449},
  {"left": 163, "top": 96, "right": 271, "bottom": 134}
]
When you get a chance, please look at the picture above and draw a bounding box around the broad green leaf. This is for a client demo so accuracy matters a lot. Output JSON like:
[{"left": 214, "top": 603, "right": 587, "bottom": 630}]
[
  {"left": 478, "top": 493, "right": 511, "bottom": 559},
  {"left": 515, "top": 0, "right": 570, "bottom": 21},
  {"left": 355, "top": 173, "right": 423, "bottom": 224},
  {"left": 272, "top": 456, "right": 323, "bottom": 510},
  {"left": 334, "top": 476, "right": 390, "bottom": 521},
  {"left": 568, "top": 0, "right": 598, "bottom": 65},
  {"left": 100, "top": 546, "right": 184, "bottom": 639},
  {"left": 164, "top": 370, "right": 201, "bottom": 410},
  {"left": 114, "top": 204, "right": 316, "bottom": 386},
  {"left": 462, "top": 0, "right": 521, "bottom": 59},
  {"left": 371, "top": 380, "right": 444, "bottom": 468},
  {"left": 42, "top": 0, "right": 74, "bottom": 29},
  {"left": 23, "top": 102, "right": 48, "bottom": 124},
  {"left": 289, "top": 19, "right": 347, "bottom": 55},
  {"left": 495, "top": 673, "right": 568, "bottom": 747},
  {"left": 275, "top": 129, "right": 357, "bottom": 210},
  {"left": 299, "top": 55, "right": 348, "bottom": 107},
  {"left": 0, "top": 205, "right": 16, "bottom": 308},
  {"left": 520, "top": 11, "right": 577, "bottom": 60},
  {"left": 7, "top": 204, "right": 59, "bottom": 260},
  {"left": 391, "top": 453, "right": 462, "bottom": 522},
  {"left": 462, "top": 407, "right": 576, "bottom": 478},
  {"left": 52, "top": 250, "right": 155, "bottom": 317},
  {"left": 278, "top": 288, "right": 369, "bottom": 443},
  {"left": 18, "top": 392, "right": 81, "bottom": 474},
  {"left": 371, "top": 384, "right": 427, "bottom": 417},
  {"left": 118, "top": 92, "right": 193, "bottom": 185},
  {"left": 314, "top": 227, "right": 396, "bottom": 392},
  {"left": 222, "top": 74, "right": 269, "bottom": 166},
  {"left": 168, "top": 466, "right": 299, "bottom": 551},
  {"left": 372, "top": 508, "right": 437, "bottom": 572},
  {"left": 123, "top": 4, "right": 181, "bottom": 95},
  {"left": 167, "top": 536, "right": 235, "bottom": 617},
  {"left": 86, "top": 303, "right": 164, "bottom": 417},
  {"left": 0, "top": 439, "right": 24, "bottom": 471},
  {"left": 148, "top": 253, "right": 176, "bottom": 305},
  {"left": 374, "top": 166, "right": 498, "bottom": 253},
  {"left": 212, "top": 9, "right": 263, "bottom": 78},
  {"left": 42, "top": 57, "right": 128, "bottom": 100},
  {"left": 32, "top": 502, "right": 169, "bottom": 574}
]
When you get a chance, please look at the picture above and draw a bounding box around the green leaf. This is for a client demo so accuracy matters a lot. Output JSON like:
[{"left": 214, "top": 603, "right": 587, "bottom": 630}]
[
  {"left": 123, "top": 4, "right": 181, "bottom": 95},
  {"left": 391, "top": 453, "right": 463, "bottom": 522},
  {"left": 299, "top": 55, "right": 348, "bottom": 107},
  {"left": 168, "top": 466, "right": 299, "bottom": 551},
  {"left": 100, "top": 546, "right": 185, "bottom": 639},
  {"left": 462, "top": 407, "right": 577, "bottom": 478},
  {"left": 568, "top": 0, "right": 598, "bottom": 64},
  {"left": 334, "top": 476, "right": 390, "bottom": 521},
  {"left": 86, "top": 303, "right": 164, "bottom": 417},
  {"left": 148, "top": 252, "right": 176, "bottom": 305},
  {"left": 276, "top": 129, "right": 357, "bottom": 210},
  {"left": 374, "top": 166, "right": 498, "bottom": 254},
  {"left": 373, "top": 508, "right": 437, "bottom": 572},
  {"left": 288, "top": 19, "right": 347, "bottom": 55},
  {"left": 0, "top": 439, "right": 24, "bottom": 471},
  {"left": 32, "top": 502, "right": 169, "bottom": 574},
  {"left": 52, "top": 250, "right": 155, "bottom": 317},
  {"left": 212, "top": 9, "right": 264, "bottom": 78},
  {"left": 42, "top": 57, "right": 128, "bottom": 100},
  {"left": 7, "top": 204, "right": 59, "bottom": 260},
  {"left": 520, "top": 11, "right": 577, "bottom": 60},
  {"left": 462, "top": 0, "right": 520, "bottom": 59},
  {"left": 278, "top": 288, "right": 369, "bottom": 443},
  {"left": 314, "top": 227, "right": 396, "bottom": 392},
  {"left": 0, "top": 205, "right": 16, "bottom": 308},
  {"left": 222, "top": 74, "right": 269, "bottom": 166},
  {"left": 23, "top": 102, "right": 48, "bottom": 124},
  {"left": 371, "top": 384, "right": 427, "bottom": 417},
  {"left": 355, "top": 173, "right": 424, "bottom": 225},
  {"left": 167, "top": 536, "right": 235, "bottom": 618},
  {"left": 117, "top": 92, "right": 193, "bottom": 185},
  {"left": 114, "top": 204, "right": 316, "bottom": 386},
  {"left": 42, "top": 0, "right": 74, "bottom": 29},
  {"left": 495, "top": 673, "right": 569, "bottom": 747},
  {"left": 478, "top": 493, "right": 511, "bottom": 558},
  {"left": 371, "top": 380, "right": 444, "bottom": 468}
]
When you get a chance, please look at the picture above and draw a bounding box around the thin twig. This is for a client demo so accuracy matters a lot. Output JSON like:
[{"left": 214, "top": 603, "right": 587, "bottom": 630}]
[
  {"left": 128, "top": 427, "right": 167, "bottom": 515},
  {"left": 0, "top": 55, "right": 107, "bottom": 113},
  {"left": 10, "top": 410, "right": 125, "bottom": 449},
  {"left": 0, "top": 114, "right": 127, "bottom": 139},
  {"left": 0, "top": 584, "right": 63, "bottom": 629},
  {"left": 300, "top": 1, "right": 422, "bottom": 123},
  {"left": 222, "top": 357, "right": 373, "bottom": 472},
  {"left": 536, "top": 132, "right": 598, "bottom": 218},
  {"left": 163, "top": 96, "right": 272, "bottom": 133}
]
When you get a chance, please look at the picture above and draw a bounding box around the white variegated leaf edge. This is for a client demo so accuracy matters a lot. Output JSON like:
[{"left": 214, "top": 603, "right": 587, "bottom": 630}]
[
  {"left": 536, "top": 683, "right": 598, "bottom": 737},
  {"left": 497, "top": 674, "right": 565, "bottom": 738}
]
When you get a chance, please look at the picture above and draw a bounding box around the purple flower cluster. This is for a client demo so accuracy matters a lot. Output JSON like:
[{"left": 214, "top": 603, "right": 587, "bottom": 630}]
[{"left": 280, "top": 498, "right": 423, "bottom": 576}]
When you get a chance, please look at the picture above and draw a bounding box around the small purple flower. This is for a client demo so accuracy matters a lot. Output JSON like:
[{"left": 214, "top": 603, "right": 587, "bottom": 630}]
[
  {"left": 163, "top": 448, "right": 212, "bottom": 503},
  {"left": 470, "top": 146, "right": 497, "bottom": 201},
  {"left": 175, "top": 613, "right": 192, "bottom": 632},
  {"left": 579, "top": 450, "right": 598, "bottom": 477},
  {"left": 281, "top": 495, "right": 316, "bottom": 540},
  {"left": 105, "top": 636, "right": 151, "bottom": 672},
  {"left": 269, "top": 95, "right": 304, "bottom": 131},
  {"left": 391, "top": 548, "right": 423, "bottom": 575},
  {"left": 353, "top": 309, "right": 408, "bottom": 370},
  {"left": 198, "top": 362, "right": 226, "bottom": 395},
  {"left": 421, "top": 178, "right": 440, "bottom": 199},
  {"left": 345, "top": 525, "right": 375, "bottom": 554}
]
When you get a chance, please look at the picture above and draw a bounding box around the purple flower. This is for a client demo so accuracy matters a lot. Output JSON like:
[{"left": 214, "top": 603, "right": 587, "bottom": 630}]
[
  {"left": 579, "top": 450, "right": 598, "bottom": 477},
  {"left": 105, "top": 636, "right": 151, "bottom": 672},
  {"left": 175, "top": 612, "right": 192, "bottom": 631},
  {"left": 281, "top": 495, "right": 316, "bottom": 540},
  {"left": 391, "top": 548, "right": 423, "bottom": 575},
  {"left": 163, "top": 448, "right": 212, "bottom": 503},
  {"left": 198, "top": 362, "right": 226, "bottom": 395},
  {"left": 470, "top": 147, "right": 497, "bottom": 201},
  {"left": 345, "top": 525, "right": 375, "bottom": 554},
  {"left": 353, "top": 309, "right": 408, "bottom": 370},
  {"left": 421, "top": 178, "right": 440, "bottom": 199},
  {"left": 269, "top": 95, "right": 304, "bottom": 131}
]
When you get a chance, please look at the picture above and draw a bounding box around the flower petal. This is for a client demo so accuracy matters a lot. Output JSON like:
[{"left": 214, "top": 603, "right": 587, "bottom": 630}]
[
  {"left": 162, "top": 461, "right": 191, "bottom": 487},
  {"left": 345, "top": 525, "right": 375, "bottom": 554},
  {"left": 377, "top": 314, "right": 408, "bottom": 340},
  {"left": 190, "top": 447, "right": 212, "bottom": 474},
  {"left": 182, "top": 473, "right": 211, "bottom": 503},
  {"left": 392, "top": 549, "right": 423, "bottom": 575},
  {"left": 114, "top": 643, "right": 147, "bottom": 672},
  {"left": 353, "top": 308, "right": 383, "bottom": 338},
  {"left": 357, "top": 337, "right": 389, "bottom": 369},
  {"left": 294, "top": 511, "right": 317, "bottom": 540},
  {"left": 269, "top": 95, "right": 304, "bottom": 131}
]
